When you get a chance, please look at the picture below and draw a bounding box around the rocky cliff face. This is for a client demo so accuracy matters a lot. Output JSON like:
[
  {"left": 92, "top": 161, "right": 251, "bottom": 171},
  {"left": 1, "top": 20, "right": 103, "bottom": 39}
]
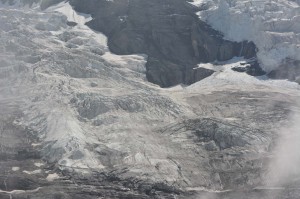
[{"left": 68, "top": 0, "right": 258, "bottom": 87}]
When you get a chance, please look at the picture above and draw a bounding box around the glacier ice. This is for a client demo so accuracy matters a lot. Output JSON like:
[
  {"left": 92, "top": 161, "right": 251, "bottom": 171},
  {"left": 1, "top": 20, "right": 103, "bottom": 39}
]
[{"left": 191, "top": 0, "right": 300, "bottom": 73}]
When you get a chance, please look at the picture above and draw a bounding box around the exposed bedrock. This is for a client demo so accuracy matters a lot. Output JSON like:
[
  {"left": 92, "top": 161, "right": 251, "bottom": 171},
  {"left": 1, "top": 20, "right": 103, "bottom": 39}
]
[
  {"left": 268, "top": 58, "right": 300, "bottom": 84},
  {"left": 68, "top": 0, "right": 259, "bottom": 87}
]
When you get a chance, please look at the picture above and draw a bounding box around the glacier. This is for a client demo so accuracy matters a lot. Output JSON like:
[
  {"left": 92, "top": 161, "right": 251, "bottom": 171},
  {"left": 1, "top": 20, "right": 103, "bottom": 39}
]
[
  {"left": 190, "top": 0, "right": 300, "bottom": 74},
  {"left": 0, "top": 0, "right": 300, "bottom": 198}
]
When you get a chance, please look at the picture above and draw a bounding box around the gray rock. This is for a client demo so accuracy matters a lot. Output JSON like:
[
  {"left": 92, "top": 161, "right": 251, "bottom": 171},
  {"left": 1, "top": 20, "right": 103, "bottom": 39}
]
[
  {"left": 90, "top": 82, "right": 98, "bottom": 87},
  {"left": 185, "top": 67, "right": 215, "bottom": 85},
  {"left": 69, "top": 150, "right": 84, "bottom": 160},
  {"left": 76, "top": 97, "right": 111, "bottom": 119},
  {"left": 295, "top": 76, "right": 300, "bottom": 84},
  {"left": 69, "top": 0, "right": 259, "bottom": 87},
  {"left": 204, "top": 141, "right": 219, "bottom": 151},
  {"left": 232, "top": 60, "right": 266, "bottom": 76},
  {"left": 268, "top": 58, "right": 300, "bottom": 83}
]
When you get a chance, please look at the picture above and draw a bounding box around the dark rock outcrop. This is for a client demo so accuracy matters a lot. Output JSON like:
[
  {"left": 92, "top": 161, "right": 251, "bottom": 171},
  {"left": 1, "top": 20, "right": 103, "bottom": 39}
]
[
  {"left": 268, "top": 58, "right": 300, "bottom": 83},
  {"left": 232, "top": 60, "right": 266, "bottom": 76},
  {"left": 68, "top": 0, "right": 258, "bottom": 87}
]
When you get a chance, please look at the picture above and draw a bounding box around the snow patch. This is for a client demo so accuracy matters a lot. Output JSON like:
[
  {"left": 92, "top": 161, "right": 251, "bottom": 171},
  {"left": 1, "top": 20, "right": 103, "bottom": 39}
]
[
  {"left": 102, "top": 52, "right": 147, "bottom": 73},
  {"left": 189, "top": 0, "right": 205, "bottom": 7},
  {"left": 46, "top": 173, "right": 60, "bottom": 181},
  {"left": 31, "top": 143, "right": 42, "bottom": 147},
  {"left": 34, "top": 162, "right": 44, "bottom": 167},
  {"left": 12, "top": 167, "right": 20, "bottom": 171},
  {"left": 23, "top": 169, "right": 42, "bottom": 175}
]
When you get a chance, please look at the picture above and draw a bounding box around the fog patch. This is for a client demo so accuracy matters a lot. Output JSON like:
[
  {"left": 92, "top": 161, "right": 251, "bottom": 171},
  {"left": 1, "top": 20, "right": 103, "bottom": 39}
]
[{"left": 265, "top": 112, "right": 300, "bottom": 187}]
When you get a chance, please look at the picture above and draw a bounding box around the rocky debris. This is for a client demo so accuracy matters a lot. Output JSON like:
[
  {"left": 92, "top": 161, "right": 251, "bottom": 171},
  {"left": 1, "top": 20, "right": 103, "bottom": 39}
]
[
  {"left": 0, "top": 102, "right": 181, "bottom": 199},
  {"left": 159, "top": 116, "right": 270, "bottom": 190},
  {"left": 72, "top": 93, "right": 182, "bottom": 120},
  {"left": 180, "top": 118, "right": 267, "bottom": 150}
]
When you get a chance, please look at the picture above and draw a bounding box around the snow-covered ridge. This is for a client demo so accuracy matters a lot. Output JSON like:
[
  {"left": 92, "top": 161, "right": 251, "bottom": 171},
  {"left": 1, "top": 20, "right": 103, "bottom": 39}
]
[{"left": 190, "top": 0, "right": 300, "bottom": 73}]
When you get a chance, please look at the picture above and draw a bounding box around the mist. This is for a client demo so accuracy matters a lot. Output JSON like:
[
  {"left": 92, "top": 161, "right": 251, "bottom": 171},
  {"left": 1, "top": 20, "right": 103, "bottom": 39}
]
[{"left": 265, "top": 111, "right": 300, "bottom": 187}]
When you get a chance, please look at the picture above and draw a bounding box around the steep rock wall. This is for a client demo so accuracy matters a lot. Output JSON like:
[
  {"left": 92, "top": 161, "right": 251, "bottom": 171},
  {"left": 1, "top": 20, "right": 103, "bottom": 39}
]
[{"left": 69, "top": 0, "right": 258, "bottom": 87}]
